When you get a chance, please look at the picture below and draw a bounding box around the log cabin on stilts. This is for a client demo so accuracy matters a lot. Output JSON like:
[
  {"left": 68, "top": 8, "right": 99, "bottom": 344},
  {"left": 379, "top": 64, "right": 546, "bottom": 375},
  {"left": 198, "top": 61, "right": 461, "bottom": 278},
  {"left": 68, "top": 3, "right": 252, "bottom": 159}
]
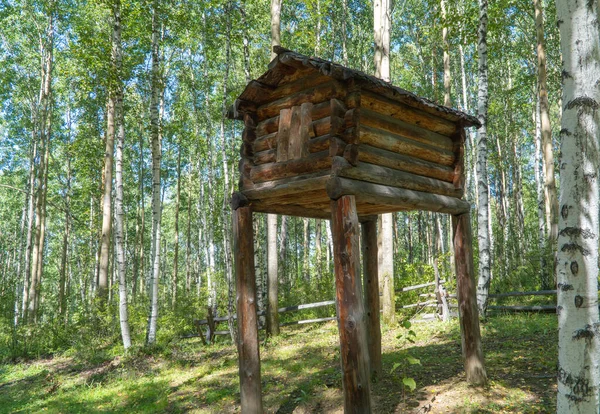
[{"left": 229, "top": 46, "right": 487, "bottom": 413}]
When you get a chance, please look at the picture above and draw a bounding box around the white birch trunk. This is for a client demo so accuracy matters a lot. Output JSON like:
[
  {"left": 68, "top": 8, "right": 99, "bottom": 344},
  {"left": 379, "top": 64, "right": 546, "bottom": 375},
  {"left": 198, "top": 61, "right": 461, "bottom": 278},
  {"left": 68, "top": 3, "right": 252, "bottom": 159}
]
[
  {"left": 534, "top": 96, "right": 548, "bottom": 288},
  {"left": 146, "top": 0, "right": 162, "bottom": 345},
  {"left": 475, "top": 0, "right": 491, "bottom": 315},
  {"left": 112, "top": 0, "right": 131, "bottom": 349},
  {"left": 556, "top": 0, "right": 600, "bottom": 410}
]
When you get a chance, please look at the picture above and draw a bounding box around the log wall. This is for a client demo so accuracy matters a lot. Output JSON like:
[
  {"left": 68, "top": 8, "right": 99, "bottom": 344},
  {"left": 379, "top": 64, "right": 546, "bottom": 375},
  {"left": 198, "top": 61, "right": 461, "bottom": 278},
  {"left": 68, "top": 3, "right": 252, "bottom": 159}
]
[{"left": 237, "top": 70, "right": 468, "bottom": 217}]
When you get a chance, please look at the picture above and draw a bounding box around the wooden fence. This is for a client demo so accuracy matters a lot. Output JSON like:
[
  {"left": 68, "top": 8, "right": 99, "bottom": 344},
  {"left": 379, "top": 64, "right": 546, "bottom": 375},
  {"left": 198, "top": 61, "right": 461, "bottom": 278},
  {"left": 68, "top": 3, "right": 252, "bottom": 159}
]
[
  {"left": 190, "top": 286, "right": 561, "bottom": 340},
  {"left": 192, "top": 299, "right": 337, "bottom": 340}
]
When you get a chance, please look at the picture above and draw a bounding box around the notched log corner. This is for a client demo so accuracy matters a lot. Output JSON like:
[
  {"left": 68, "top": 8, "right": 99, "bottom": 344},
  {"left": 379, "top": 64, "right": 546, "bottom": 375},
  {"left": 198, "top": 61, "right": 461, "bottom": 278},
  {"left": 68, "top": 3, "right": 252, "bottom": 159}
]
[{"left": 230, "top": 192, "right": 250, "bottom": 210}]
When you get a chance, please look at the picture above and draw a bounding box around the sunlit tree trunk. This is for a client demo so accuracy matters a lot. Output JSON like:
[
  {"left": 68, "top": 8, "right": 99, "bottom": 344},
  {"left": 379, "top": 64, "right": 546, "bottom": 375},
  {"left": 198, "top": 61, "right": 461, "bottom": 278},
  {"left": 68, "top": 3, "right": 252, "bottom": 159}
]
[
  {"left": 374, "top": 0, "right": 394, "bottom": 324},
  {"left": 555, "top": 0, "right": 600, "bottom": 410},
  {"left": 112, "top": 0, "right": 131, "bottom": 349},
  {"left": 171, "top": 147, "right": 181, "bottom": 309},
  {"left": 146, "top": 0, "right": 162, "bottom": 346},
  {"left": 475, "top": 0, "right": 491, "bottom": 316},
  {"left": 534, "top": 0, "right": 558, "bottom": 250},
  {"left": 533, "top": 96, "right": 548, "bottom": 288}
]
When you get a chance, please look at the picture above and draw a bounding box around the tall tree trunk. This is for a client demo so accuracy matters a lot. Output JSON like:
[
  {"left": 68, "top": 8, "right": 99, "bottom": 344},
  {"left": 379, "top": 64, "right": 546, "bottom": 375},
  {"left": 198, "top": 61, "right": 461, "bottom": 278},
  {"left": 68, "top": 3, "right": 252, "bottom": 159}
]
[
  {"left": 374, "top": 0, "right": 394, "bottom": 324},
  {"left": 59, "top": 108, "right": 72, "bottom": 319},
  {"left": 28, "top": 11, "right": 54, "bottom": 321},
  {"left": 270, "top": 0, "right": 282, "bottom": 59},
  {"left": 315, "top": 219, "right": 322, "bottom": 278},
  {"left": 475, "top": 0, "right": 491, "bottom": 316},
  {"left": 534, "top": 96, "right": 548, "bottom": 288},
  {"left": 555, "top": 0, "right": 600, "bottom": 410},
  {"left": 185, "top": 170, "right": 192, "bottom": 293},
  {"left": 302, "top": 218, "right": 309, "bottom": 281},
  {"left": 21, "top": 138, "right": 37, "bottom": 324},
  {"left": 266, "top": 0, "right": 282, "bottom": 337},
  {"left": 534, "top": 0, "right": 558, "bottom": 250},
  {"left": 112, "top": 0, "right": 131, "bottom": 349},
  {"left": 221, "top": 1, "right": 236, "bottom": 340},
  {"left": 441, "top": 0, "right": 451, "bottom": 107},
  {"left": 146, "top": 0, "right": 162, "bottom": 345},
  {"left": 341, "top": 0, "right": 348, "bottom": 66},
  {"left": 266, "top": 214, "right": 279, "bottom": 336},
  {"left": 171, "top": 147, "right": 181, "bottom": 309}
]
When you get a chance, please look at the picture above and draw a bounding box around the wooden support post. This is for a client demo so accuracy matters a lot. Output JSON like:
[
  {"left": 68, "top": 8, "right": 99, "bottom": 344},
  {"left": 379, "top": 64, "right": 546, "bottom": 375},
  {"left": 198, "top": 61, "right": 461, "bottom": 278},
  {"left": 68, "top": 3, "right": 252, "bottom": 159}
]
[
  {"left": 232, "top": 203, "right": 263, "bottom": 413},
  {"left": 452, "top": 212, "right": 487, "bottom": 385},
  {"left": 331, "top": 195, "right": 372, "bottom": 413},
  {"left": 361, "top": 219, "right": 382, "bottom": 381}
]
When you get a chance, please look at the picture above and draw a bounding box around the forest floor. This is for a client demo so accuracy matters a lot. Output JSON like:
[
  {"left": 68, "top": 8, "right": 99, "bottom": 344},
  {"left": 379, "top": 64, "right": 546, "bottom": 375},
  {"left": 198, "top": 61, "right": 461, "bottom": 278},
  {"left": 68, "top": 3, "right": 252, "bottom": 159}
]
[{"left": 0, "top": 313, "right": 557, "bottom": 413}]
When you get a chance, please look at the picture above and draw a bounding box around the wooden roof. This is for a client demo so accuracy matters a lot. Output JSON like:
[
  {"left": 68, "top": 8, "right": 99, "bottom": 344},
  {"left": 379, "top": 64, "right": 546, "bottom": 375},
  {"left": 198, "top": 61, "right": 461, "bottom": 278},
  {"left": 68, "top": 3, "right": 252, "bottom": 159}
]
[{"left": 231, "top": 46, "right": 480, "bottom": 128}]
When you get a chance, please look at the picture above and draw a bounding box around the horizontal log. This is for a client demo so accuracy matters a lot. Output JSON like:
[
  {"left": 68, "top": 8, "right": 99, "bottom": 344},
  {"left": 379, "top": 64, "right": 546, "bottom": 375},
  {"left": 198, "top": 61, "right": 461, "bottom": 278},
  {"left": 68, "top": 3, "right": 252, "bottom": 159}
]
[
  {"left": 250, "top": 151, "right": 332, "bottom": 182},
  {"left": 251, "top": 201, "right": 331, "bottom": 219},
  {"left": 280, "top": 316, "right": 337, "bottom": 327},
  {"left": 254, "top": 132, "right": 277, "bottom": 152},
  {"left": 254, "top": 149, "right": 276, "bottom": 165},
  {"left": 278, "top": 300, "right": 336, "bottom": 313},
  {"left": 256, "top": 101, "right": 332, "bottom": 137},
  {"left": 401, "top": 300, "right": 438, "bottom": 309},
  {"left": 332, "top": 157, "right": 462, "bottom": 197},
  {"left": 488, "top": 290, "right": 557, "bottom": 298},
  {"left": 257, "top": 81, "right": 344, "bottom": 119},
  {"left": 487, "top": 305, "right": 556, "bottom": 313},
  {"left": 360, "top": 90, "right": 458, "bottom": 136},
  {"left": 267, "top": 74, "right": 332, "bottom": 103},
  {"left": 396, "top": 280, "right": 446, "bottom": 292},
  {"left": 360, "top": 108, "right": 454, "bottom": 151},
  {"left": 244, "top": 173, "right": 330, "bottom": 199},
  {"left": 326, "top": 177, "right": 470, "bottom": 215},
  {"left": 360, "top": 125, "right": 455, "bottom": 166},
  {"left": 359, "top": 144, "right": 455, "bottom": 182}
]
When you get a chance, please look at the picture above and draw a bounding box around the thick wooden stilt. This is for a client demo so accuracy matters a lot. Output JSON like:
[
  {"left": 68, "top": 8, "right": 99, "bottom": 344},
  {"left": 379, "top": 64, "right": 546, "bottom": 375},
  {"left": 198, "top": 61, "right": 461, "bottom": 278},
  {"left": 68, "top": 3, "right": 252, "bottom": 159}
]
[
  {"left": 452, "top": 212, "right": 487, "bottom": 385},
  {"left": 331, "top": 195, "right": 372, "bottom": 413},
  {"left": 233, "top": 203, "right": 263, "bottom": 413},
  {"left": 361, "top": 219, "right": 382, "bottom": 381}
]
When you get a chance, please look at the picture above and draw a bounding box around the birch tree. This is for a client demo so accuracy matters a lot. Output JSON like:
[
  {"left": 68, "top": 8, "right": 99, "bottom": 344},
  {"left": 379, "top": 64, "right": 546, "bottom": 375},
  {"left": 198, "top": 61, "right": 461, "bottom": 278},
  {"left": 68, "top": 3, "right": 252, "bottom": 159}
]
[
  {"left": 266, "top": 0, "right": 282, "bottom": 337},
  {"left": 146, "top": 0, "right": 162, "bottom": 346},
  {"left": 112, "top": 0, "right": 131, "bottom": 349},
  {"left": 374, "top": 0, "right": 394, "bottom": 324},
  {"left": 475, "top": 0, "right": 491, "bottom": 315},
  {"left": 555, "top": 0, "right": 600, "bottom": 410}
]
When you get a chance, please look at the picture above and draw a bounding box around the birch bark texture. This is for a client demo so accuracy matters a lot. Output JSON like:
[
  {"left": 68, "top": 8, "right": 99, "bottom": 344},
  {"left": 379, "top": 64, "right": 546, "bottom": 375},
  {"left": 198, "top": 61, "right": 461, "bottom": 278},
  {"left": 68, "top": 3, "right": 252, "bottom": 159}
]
[
  {"left": 374, "top": 0, "right": 395, "bottom": 325},
  {"left": 112, "top": 0, "right": 131, "bottom": 349},
  {"left": 266, "top": 0, "right": 282, "bottom": 337},
  {"left": 146, "top": 0, "right": 162, "bottom": 346},
  {"left": 534, "top": 0, "right": 558, "bottom": 248},
  {"left": 555, "top": 0, "right": 600, "bottom": 411},
  {"left": 475, "top": 0, "right": 491, "bottom": 315}
]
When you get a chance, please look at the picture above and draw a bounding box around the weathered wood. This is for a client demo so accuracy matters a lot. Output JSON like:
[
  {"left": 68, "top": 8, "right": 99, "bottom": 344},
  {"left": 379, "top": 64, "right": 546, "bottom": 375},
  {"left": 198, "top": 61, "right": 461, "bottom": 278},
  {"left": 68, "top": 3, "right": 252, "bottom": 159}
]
[
  {"left": 266, "top": 74, "right": 332, "bottom": 103},
  {"left": 452, "top": 127, "right": 466, "bottom": 192},
  {"left": 452, "top": 212, "right": 487, "bottom": 386},
  {"left": 276, "top": 107, "right": 293, "bottom": 162},
  {"left": 230, "top": 192, "right": 250, "bottom": 210},
  {"left": 358, "top": 144, "right": 455, "bottom": 182},
  {"left": 332, "top": 157, "right": 462, "bottom": 197},
  {"left": 257, "top": 80, "right": 343, "bottom": 119},
  {"left": 327, "top": 177, "right": 470, "bottom": 215},
  {"left": 232, "top": 205, "right": 263, "bottom": 413},
  {"left": 250, "top": 150, "right": 332, "bottom": 183},
  {"left": 280, "top": 316, "right": 337, "bottom": 326},
  {"left": 360, "top": 89, "right": 457, "bottom": 136},
  {"left": 360, "top": 125, "right": 455, "bottom": 166},
  {"left": 255, "top": 101, "right": 331, "bottom": 136},
  {"left": 254, "top": 132, "right": 337, "bottom": 156},
  {"left": 243, "top": 173, "right": 330, "bottom": 200},
  {"left": 360, "top": 108, "right": 454, "bottom": 151},
  {"left": 487, "top": 305, "right": 556, "bottom": 312},
  {"left": 254, "top": 149, "right": 276, "bottom": 165},
  {"left": 396, "top": 280, "right": 446, "bottom": 292},
  {"left": 361, "top": 220, "right": 382, "bottom": 382},
  {"left": 253, "top": 132, "right": 277, "bottom": 152},
  {"left": 401, "top": 300, "right": 438, "bottom": 309},
  {"left": 278, "top": 300, "right": 336, "bottom": 313},
  {"left": 488, "top": 290, "right": 557, "bottom": 298},
  {"left": 251, "top": 201, "right": 331, "bottom": 219},
  {"left": 286, "top": 105, "right": 304, "bottom": 160},
  {"left": 331, "top": 195, "right": 372, "bottom": 413}
]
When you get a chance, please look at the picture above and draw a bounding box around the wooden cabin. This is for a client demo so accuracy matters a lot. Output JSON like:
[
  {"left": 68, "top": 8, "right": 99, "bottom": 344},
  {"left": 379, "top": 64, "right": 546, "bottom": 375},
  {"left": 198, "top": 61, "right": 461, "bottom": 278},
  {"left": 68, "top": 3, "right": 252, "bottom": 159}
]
[{"left": 229, "top": 47, "right": 486, "bottom": 413}]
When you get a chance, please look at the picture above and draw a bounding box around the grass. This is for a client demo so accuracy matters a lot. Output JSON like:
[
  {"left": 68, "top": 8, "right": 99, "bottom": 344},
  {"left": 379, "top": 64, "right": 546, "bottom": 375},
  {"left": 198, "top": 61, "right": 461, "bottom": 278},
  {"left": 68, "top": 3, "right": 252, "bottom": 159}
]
[{"left": 0, "top": 313, "right": 557, "bottom": 413}]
